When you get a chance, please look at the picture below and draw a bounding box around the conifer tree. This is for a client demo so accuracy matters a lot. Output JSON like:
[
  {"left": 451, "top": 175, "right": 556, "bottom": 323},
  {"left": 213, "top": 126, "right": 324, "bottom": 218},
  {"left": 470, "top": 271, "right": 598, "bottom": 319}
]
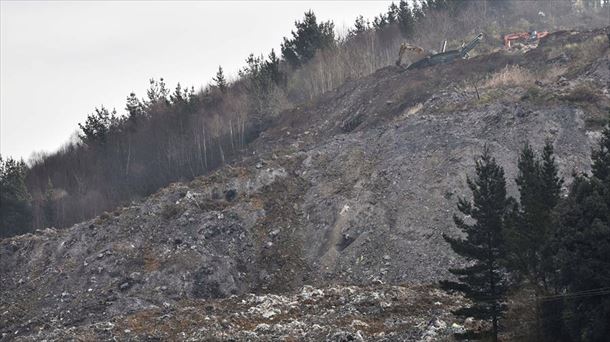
[
  {"left": 265, "top": 49, "right": 283, "bottom": 86},
  {"left": 125, "top": 92, "right": 143, "bottom": 121},
  {"left": 145, "top": 78, "right": 170, "bottom": 107},
  {"left": 387, "top": 2, "right": 399, "bottom": 24},
  {"left": 351, "top": 15, "right": 368, "bottom": 35},
  {"left": 0, "top": 156, "right": 33, "bottom": 237},
  {"left": 501, "top": 142, "right": 564, "bottom": 340},
  {"left": 281, "top": 11, "right": 335, "bottom": 67},
  {"left": 78, "top": 106, "right": 114, "bottom": 145},
  {"left": 213, "top": 66, "right": 227, "bottom": 93},
  {"left": 441, "top": 148, "right": 511, "bottom": 341},
  {"left": 540, "top": 142, "right": 563, "bottom": 208},
  {"left": 397, "top": 0, "right": 416, "bottom": 37},
  {"left": 505, "top": 142, "right": 563, "bottom": 293},
  {"left": 592, "top": 121, "right": 610, "bottom": 182},
  {"left": 372, "top": 13, "right": 389, "bottom": 30},
  {"left": 412, "top": 1, "right": 425, "bottom": 21},
  {"left": 553, "top": 119, "right": 610, "bottom": 341}
]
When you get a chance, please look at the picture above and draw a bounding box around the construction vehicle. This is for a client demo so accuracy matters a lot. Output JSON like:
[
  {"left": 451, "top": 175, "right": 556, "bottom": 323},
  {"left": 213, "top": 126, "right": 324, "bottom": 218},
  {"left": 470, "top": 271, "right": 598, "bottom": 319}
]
[
  {"left": 405, "top": 33, "right": 484, "bottom": 70},
  {"left": 503, "top": 30, "right": 549, "bottom": 48},
  {"left": 395, "top": 43, "right": 426, "bottom": 66}
]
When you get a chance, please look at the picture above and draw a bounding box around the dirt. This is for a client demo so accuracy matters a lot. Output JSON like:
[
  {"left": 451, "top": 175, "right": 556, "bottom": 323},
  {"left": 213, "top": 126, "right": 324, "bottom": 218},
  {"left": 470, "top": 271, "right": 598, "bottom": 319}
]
[{"left": 1, "top": 26, "right": 608, "bottom": 341}]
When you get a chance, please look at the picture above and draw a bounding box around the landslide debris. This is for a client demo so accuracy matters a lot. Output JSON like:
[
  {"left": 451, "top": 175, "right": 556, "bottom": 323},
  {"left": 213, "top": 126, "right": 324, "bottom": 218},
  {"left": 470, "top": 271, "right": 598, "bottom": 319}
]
[
  {"left": 1, "top": 27, "right": 608, "bottom": 341},
  {"left": 11, "top": 284, "right": 467, "bottom": 341}
]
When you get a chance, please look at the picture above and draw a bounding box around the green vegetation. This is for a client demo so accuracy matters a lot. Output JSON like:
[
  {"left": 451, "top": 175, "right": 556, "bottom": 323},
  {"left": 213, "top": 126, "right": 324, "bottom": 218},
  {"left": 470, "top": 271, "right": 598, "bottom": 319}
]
[
  {"left": 281, "top": 10, "right": 335, "bottom": 67},
  {"left": 0, "top": 156, "right": 32, "bottom": 237},
  {"left": 550, "top": 119, "right": 610, "bottom": 341},
  {"left": 3, "top": 0, "right": 608, "bottom": 241},
  {"left": 213, "top": 66, "right": 228, "bottom": 93},
  {"left": 440, "top": 148, "right": 511, "bottom": 341},
  {"left": 443, "top": 118, "right": 610, "bottom": 341}
]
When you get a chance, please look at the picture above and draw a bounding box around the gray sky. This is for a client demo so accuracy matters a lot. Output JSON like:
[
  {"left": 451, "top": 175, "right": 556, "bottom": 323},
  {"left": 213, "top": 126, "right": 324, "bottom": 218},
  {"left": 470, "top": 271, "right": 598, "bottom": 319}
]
[{"left": 1, "top": 0, "right": 394, "bottom": 161}]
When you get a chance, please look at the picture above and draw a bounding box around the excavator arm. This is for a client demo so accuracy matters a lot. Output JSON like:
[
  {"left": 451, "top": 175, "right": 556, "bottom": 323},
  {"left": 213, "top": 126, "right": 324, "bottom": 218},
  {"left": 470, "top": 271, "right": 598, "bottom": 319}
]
[
  {"left": 405, "top": 33, "right": 484, "bottom": 70},
  {"left": 460, "top": 33, "right": 483, "bottom": 58}
]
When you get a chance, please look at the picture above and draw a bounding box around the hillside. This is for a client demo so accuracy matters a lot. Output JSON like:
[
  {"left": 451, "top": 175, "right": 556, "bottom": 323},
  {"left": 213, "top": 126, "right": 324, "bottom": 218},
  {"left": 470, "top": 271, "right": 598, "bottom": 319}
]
[{"left": 1, "top": 27, "right": 609, "bottom": 341}]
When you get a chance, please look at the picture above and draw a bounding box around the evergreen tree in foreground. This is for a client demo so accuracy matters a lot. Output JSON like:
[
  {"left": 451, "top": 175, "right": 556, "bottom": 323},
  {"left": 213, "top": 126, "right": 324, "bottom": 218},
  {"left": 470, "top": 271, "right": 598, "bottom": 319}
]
[
  {"left": 441, "top": 147, "right": 511, "bottom": 341},
  {"left": 553, "top": 118, "right": 610, "bottom": 341},
  {"left": 505, "top": 142, "right": 563, "bottom": 293},
  {"left": 503, "top": 141, "right": 563, "bottom": 341}
]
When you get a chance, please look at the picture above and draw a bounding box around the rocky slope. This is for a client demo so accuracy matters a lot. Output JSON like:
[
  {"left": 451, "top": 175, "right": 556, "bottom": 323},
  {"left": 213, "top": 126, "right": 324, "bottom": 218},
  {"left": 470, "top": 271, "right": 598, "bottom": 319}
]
[{"left": 1, "top": 27, "right": 608, "bottom": 341}]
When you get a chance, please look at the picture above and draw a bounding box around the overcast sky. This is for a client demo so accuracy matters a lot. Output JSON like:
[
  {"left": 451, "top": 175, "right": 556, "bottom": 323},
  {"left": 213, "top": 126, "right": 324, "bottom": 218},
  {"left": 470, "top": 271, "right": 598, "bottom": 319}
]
[{"left": 1, "top": 0, "right": 394, "bottom": 161}]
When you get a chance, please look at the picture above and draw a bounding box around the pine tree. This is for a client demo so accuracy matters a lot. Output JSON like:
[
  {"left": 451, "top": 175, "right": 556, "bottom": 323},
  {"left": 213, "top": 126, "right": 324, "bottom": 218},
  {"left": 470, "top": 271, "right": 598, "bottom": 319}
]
[
  {"left": 540, "top": 141, "right": 563, "bottom": 209},
  {"left": 280, "top": 11, "right": 335, "bottom": 67},
  {"left": 553, "top": 119, "right": 610, "bottom": 341},
  {"left": 412, "top": 1, "right": 425, "bottom": 21},
  {"left": 145, "top": 78, "right": 170, "bottom": 107},
  {"left": 397, "top": 0, "right": 416, "bottom": 37},
  {"left": 506, "top": 142, "right": 563, "bottom": 292},
  {"left": 591, "top": 121, "right": 610, "bottom": 182},
  {"left": 351, "top": 15, "right": 368, "bottom": 35},
  {"left": 125, "top": 92, "right": 143, "bottom": 121},
  {"left": 372, "top": 13, "right": 389, "bottom": 30},
  {"left": 78, "top": 106, "right": 114, "bottom": 145},
  {"left": 503, "top": 142, "right": 564, "bottom": 340},
  {"left": 440, "top": 148, "right": 511, "bottom": 341},
  {"left": 0, "top": 156, "right": 33, "bottom": 237},
  {"left": 213, "top": 66, "right": 227, "bottom": 93},
  {"left": 387, "top": 2, "right": 399, "bottom": 24},
  {"left": 264, "top": 49, "right": 283, "bottom": 86}
]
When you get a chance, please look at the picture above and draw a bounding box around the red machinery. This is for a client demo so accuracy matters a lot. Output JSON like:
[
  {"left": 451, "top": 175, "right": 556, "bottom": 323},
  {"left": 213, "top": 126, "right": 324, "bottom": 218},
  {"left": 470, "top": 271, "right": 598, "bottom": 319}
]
[{"left": 503, "top": 31, "right": 549, "bottom": 48}]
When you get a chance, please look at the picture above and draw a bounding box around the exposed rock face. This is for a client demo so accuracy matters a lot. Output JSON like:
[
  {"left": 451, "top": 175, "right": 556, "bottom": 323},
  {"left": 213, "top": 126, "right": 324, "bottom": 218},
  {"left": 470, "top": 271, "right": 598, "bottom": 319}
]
[{"left": 1, "top": 27, "right": 608, "bottom": 340}]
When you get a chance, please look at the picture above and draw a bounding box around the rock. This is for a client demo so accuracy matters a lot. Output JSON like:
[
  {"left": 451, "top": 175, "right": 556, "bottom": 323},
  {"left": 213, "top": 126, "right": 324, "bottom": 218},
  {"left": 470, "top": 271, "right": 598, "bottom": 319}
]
[
  {"left": 328, "top": 330, "right": 364, "bottom": 342},
  {"left": 255, "top": 323, "right": 272, "bottom": 333},
  {"left": 261, "top": 308, "right": 280, "bottom": 319},
  {"left": 350, "top": 319, "right": 369, "bottom": 328},
  {"left": 0, "top": 27, "right": 604, "bottom": 342},
  {"left": 451, "top": 322, "right": 465, "bottom": 334}
]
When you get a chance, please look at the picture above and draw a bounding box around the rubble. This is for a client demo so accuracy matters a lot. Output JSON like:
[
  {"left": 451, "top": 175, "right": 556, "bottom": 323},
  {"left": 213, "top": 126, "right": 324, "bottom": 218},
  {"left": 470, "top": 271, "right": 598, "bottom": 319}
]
[{"left": 1, "top": 27, "right": 608, "bottom": 341}]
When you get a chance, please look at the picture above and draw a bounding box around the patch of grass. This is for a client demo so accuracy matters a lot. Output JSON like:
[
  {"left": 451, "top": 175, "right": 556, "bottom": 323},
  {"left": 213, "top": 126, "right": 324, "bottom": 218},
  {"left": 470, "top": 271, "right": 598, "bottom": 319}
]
[
  {"left": 477, "top": 89, "right": 507, "bottom": 105},
  {"left": 484, "top": 65, "right": 534, "bottom": 89}
]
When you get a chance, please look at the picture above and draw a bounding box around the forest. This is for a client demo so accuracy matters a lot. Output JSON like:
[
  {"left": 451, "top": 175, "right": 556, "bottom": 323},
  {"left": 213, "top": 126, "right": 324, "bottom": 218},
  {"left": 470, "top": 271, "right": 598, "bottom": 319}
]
[{"left": 1, "top": 0, "right": 608, "bottom": 236}]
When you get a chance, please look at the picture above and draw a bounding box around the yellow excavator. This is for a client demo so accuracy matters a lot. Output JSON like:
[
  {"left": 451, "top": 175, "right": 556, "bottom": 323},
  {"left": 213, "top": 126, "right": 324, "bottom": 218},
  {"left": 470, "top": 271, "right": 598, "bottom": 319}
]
[
  {"left": 396, "top": 33, "right": 484, "bottom": 70},
  {"left": 395, "top": 43, "right": 426, "bottom": 67}
]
